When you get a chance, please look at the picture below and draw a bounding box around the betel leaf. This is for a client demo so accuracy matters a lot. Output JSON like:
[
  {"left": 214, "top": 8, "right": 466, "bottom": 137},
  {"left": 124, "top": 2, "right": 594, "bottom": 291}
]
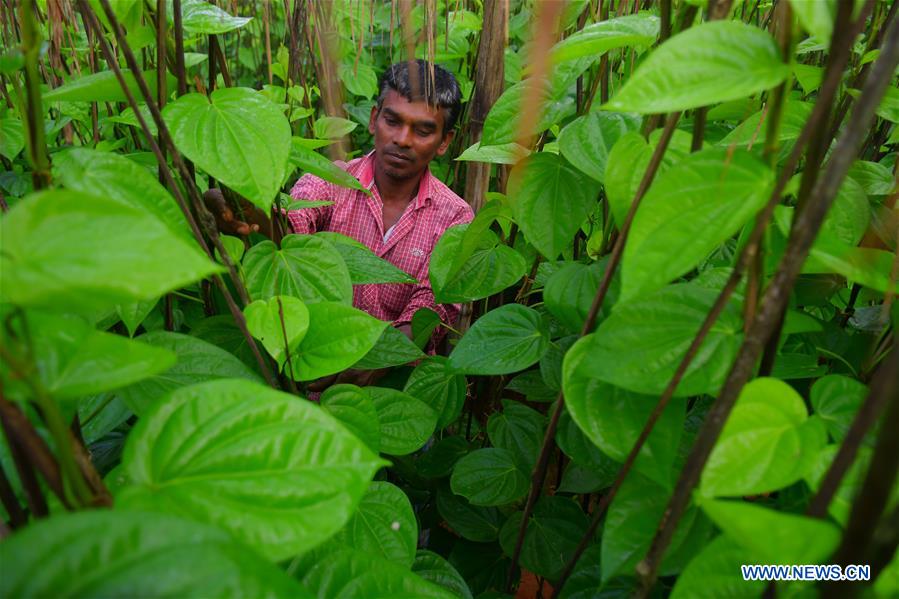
[
  {"left": 116, "top": 297, "right": 158, "bottom": 337},
  {"left": 450, "top": 448, "right": 529, "bottom": 506},
  {"left": 0, "top": 510, "right": 308, "bottom": 598},
  {"left": 847, "top": 160, "right": 896, "bottom": 195},
  {"left": 810, "top": 374, "right": 867, "bottom": 442},
  {"left": 604, "top": 21, "right": 790, "bottom": 113},
  {"left": 289, "top": 142, "right": 368, "bottom": 193},
  {"left": 243, "top": 234, "right": 353, "bottom": 304},
  {"left": 700, "top": 378, "right": 828, "bottom": 498},
  {"left": 0, "top": 190, "right": 222, "bottom": 313},
  {"left": 329, "top": 481, "right": 417, "bottom": 567},
  {"left": 352, "top": 324, "right": 424, "bottom": 370},
  {"left": 487, "top": 400, "right": 545, "bottom": 471},
  {"left": 718, "top": 101, "right": 813, "bottom": 148},
  {"left": 338, "top": 61, "right": 378, "bottom": 99},
  {"left": 449, "top": 304, "right": 551, "bottom": 375},
  {"left": 172, "top": 0, "right": 252, "bottom": 34},
  {"left": 601, "top": 472, "right": 707, "bottom": 583},
  {"left": 699, "top": 498, "right": 841, "bottom": 564},
  {"left": 567, "top": 284, "right": 743, "bottom": 397},
  {"left": 190, "top": 315, "right": 258, "bottom": 369},
  {"left": 807, "top": 246, "right": 895, "bottom": 293},
  {"left": 550, "top": 14, "right": 658, "bottom": 63},
  {"left": 320, "top": 384, "right": 381, "bottom": 454},
  {"left": 436, "top": 483, "right": 504, "bottom": 542},
  {"left": 367, "top": 386, "right": 438, "bottom": 456},
  {"left": 314, "top": 115, "right": 358, "bottom": 139},
  {"left": 290, "top": 302, "right": 387, "bottom": 381},
  {"left": 116, "top": 331, "right": 262, "bottom": 415},
  {"left": 498, "top": 496, "right": 590, "bottom": 581},
  {"left": 243, "top": 295, "right": 310, "bottom": 367},
  {"left": 316, "top": 231, "right": 416, "bottom": 284},
  {"left": 543, "top": 259, "right": 619, "bottom": 333},
  {"left": 456, "top": 141, "right": 530, "bottom": 165},
  {"left": 43, "top": 69, "right": 174, "bottom": 103},
  {"left": 620, "top": 148, "right": 773, "bottom": 301},
  {"left": 411, "top": 307, "right": 442, "bottom": 349},
  {"left": 430, "top": 224, "right": 527, "bottom": 303},
  {"left": 117, "top": 379, "right": 386, "bottom": 562},
  {"left": 507, "top": 152, "right": 601, "bottom": 259},
  {"left": 0, "top": 115, "right": 24, "bottom": 160},
  {"left": 404, "top": 356, "right": 467, "bottom": 429},
  {"left": 788, "top": 0, "right": 838, "bottom": 48},
  {"left": 412, "top": 550, "right": 474, "bottom": 599},
  {"left": 558, "top": 112, "right": 641, "bottom": 182},
  {"left": 164, "top": 88, "right": 290, "bottom": 211},
  {"left": 300, "top": 548, "right": 454, "bottom": 598},
  {"left": 1, "top": 310, "right": 174, "bottom": 403},
  {"left": 564, "top": 340, "right": 685, "bottom": 488},
  {"left": 670, "top": 535, "right": 762, "bottom": 599},
  {"left": 480, "top": 77, "right": 570, "bottom": 147},
  {"left": 806, "top": 445, "right": 883, "bottom": 527}
]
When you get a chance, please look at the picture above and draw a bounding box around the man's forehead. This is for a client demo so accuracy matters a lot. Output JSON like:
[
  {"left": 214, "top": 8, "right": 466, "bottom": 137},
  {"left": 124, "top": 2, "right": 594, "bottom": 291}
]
[{"left": 381, "top": 90, "right": 444, "bottom": 126}]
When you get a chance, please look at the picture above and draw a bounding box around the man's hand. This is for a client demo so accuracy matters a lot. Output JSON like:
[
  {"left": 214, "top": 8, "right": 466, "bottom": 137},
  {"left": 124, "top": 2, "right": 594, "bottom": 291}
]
[{"left": 203, "top": 188, "right": 267, "bottom": 237}]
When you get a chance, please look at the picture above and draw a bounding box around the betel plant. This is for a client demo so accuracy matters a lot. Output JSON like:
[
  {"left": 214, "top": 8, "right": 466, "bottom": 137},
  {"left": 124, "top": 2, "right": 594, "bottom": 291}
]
[{"left": 0, "top": 0, "right": 897, "bottom": 597}]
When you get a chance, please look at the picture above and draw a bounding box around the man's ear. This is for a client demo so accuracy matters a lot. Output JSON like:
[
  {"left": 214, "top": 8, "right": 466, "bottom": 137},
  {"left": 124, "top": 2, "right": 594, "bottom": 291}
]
[
  {"left": 368, "top": 105, "right": 379, "bottom": 136},
  {"left": 436, "top": 130, "right": 455, "bottom": 156}
]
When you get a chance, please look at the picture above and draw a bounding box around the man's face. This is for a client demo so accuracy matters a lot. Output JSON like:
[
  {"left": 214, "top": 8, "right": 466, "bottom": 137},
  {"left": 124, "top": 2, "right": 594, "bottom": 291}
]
[{"left": 368, "top": 89, "right": 455, "bottom": 181}]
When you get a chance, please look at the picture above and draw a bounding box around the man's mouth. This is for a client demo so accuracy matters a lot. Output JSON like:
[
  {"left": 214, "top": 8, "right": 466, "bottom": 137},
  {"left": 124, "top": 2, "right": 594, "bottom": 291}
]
[{"left": 385, "top": 151, "right": 412, "bottom": 162}]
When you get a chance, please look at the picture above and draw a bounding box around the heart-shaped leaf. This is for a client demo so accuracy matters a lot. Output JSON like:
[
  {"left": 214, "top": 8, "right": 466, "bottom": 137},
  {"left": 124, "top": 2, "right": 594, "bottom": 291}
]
[
  {"left": 243, "top": 295, "right": 310, "bottom": 367},
  {"left": 450, "top": 304, "right": 550, "bottom": 375},
  {"left": 450, "top": 448, "right": 529, "bottom": 506}
]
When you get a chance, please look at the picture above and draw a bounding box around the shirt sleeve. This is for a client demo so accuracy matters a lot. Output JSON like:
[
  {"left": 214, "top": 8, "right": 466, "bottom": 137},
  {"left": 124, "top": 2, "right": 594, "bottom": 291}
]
[
  {"left": 286, "top": 174, "right": 335, "bottom": 234},
  {"left": 393, "top": 204, "right": 475, "bottom": 343}
]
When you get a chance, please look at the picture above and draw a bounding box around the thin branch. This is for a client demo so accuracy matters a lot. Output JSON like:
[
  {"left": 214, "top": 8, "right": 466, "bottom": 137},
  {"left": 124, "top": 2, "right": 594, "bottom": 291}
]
[
  {"left": 276, "top": 297, "right": 300, "bottom": 396},
  {"left": 17, "top": 0, "right": 51, "bottom": 189}
]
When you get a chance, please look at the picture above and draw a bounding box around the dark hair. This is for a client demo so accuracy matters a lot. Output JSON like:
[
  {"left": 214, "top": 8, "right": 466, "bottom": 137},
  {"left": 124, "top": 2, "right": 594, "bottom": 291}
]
[{"left": 376, "top": 59, "right": 462, "bottom": 134}]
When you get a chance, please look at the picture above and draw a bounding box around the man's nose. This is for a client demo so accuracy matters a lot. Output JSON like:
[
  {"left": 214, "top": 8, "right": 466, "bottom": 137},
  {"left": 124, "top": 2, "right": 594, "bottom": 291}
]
[{"left": 394, "top": 126, "right": 413, "bottom": 148}]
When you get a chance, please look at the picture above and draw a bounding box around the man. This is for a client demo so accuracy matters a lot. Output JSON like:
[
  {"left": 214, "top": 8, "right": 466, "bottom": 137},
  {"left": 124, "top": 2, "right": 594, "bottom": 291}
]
[{"left": 207, "top": 60, "right": 474, "bottom": 385}]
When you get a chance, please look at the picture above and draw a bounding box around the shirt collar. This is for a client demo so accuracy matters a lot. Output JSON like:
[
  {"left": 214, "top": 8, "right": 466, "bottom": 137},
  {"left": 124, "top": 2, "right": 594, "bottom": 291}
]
[{"left": 360, "top": 150, "right": 433, "bottom": 209}]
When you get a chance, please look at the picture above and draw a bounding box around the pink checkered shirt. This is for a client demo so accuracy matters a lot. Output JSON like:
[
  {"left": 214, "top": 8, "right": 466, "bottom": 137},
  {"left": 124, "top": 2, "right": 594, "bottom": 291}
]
[{"left": 288, "top": 152, "right": 474, "bottom": 338}]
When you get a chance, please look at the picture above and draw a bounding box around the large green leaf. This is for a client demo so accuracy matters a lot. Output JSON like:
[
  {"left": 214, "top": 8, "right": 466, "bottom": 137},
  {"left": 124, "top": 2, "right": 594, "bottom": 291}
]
[
  {"left": 788, "top": 0, "right": 838, "bottom": 47},
  {"left": 243, "top": 295, "right": 310, "bottom": 367},
  {"left": 543, "top": 259, "right": 618, "bottom": 333},
  {"left": 117, "top": 379, "right": 385, "bottom": 561},
  {"left": 314, "top": 116, "right": 358, "bottom": 139},
  {"left": 847, "top": 160, "right": 896, "bottom": 195},
  {"left": 0, "top": 510, "right": 308, "bottom": 598},
  {"left": 352, "top": 324, "right": 425, "bottom": 370},
  {"left": 480, "top": 77, "right": 573, "bottom": 146},
  {"left": 116, "top": 331, "right": 262, "bottom": 415},
  {"left": 300, "top": 548, "right": 455, "bottom": 598},
  {"left": 564, "top": 341, "right": 685, "bottom": 488},
  {"left": 487, "top": 400, "right": 545, "bottom": 471},
  {"left": 316, "top": 232, "right": 416, "bottom": 284},
  {"left": 412, "top": 550, "right": 474, "bottom": 599},
  {"left": 329, "top": 481, "right": 417, "bottom": 567},
  {"left": 602, "top": 473, "right": 707, "bottom": 582},
  {"left": 670, "top": 535, "right": 762, "bottom": 599},
  {"left": 456, "top": 141, "right": 530, "bottom": 165},
  {"left": 700, "top": 498, "right": 841, "bottom": 564},
  {"left": 567, "top": 284, "right": 743, "bottom": 396},
  {"left": 368, "top": 386, "right": 438, "bottom": 455},
  {"left": 550, "top": 14, "right": 658, "bottom": 63},
  {"left": 450, "top": 448, "right": 529, "bottom": 506},
  {"left": 620, "top": 148, "right": 773, "bottom": 300},
  {"left": 449, "top": 304, "right": 550, "bottom": 375},
  {"left": 289, "top": 142, "right": 368, "bottom": 193},
  {"left": 700, "top": 378, "right": 828, "bottom": 498},
  {"left": 290, "top": 302, "right": 387, "bottom": 381},
  {"left": 164, "top": 88, "right": 290, "bottom": 210},
  {"left": 417, "top": 436, "right": 472, "bottom": 479},
  {"left": 810, "top": 374, "right": 867, "bottom": 442},
  {"left": 507, "top": 152, "right": 601, "bottom": 259},
  {"left": 53, "top": 148, "right": 190, "bottom": 240},
  {"left": 43, "top": 69, "right": 174, "bottom": 103},
  {"left": 404, "top": 356, "right": 467, "bottom": 429},
  {"left": 173, "top": 0, "right": 252, "bottom": 34},
  {"left": 430, "top": 224, "right": 527, "bottom": 303},
  {"left": 558, "top": 112, "right": 641, "bottom": 182},
  {"left": 243, "top": 234, "right": 353, "bottom": 304},
  {"left": 0, "top": 190, "right": 222, "bottom": 313},
  {"left": 498, "top": 496, "right": 590, "bottom": 580},
  {"left": 436, "top": 483, "right": 503, "bottom": 542},
  {"left": 604, "top": 21, "right": 790, "bottom": 113},
  {"left": 718, "top": 101, "right": 813, "bottom": 148},
  {"left": 0, "top": 311, "right": 174, "bottom": 404},
  {"left": 320, "top": 384, "right": 381, "bottom": 454}
]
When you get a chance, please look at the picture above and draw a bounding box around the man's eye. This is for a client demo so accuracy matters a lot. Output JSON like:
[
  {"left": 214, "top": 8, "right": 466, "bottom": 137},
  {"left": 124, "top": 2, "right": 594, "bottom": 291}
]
[
  {"left": 385, "top": 117, "right": 399, "bottom": 125},
  {"left": 416, "top": 128, "right": 433, "bottom": 136}
]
